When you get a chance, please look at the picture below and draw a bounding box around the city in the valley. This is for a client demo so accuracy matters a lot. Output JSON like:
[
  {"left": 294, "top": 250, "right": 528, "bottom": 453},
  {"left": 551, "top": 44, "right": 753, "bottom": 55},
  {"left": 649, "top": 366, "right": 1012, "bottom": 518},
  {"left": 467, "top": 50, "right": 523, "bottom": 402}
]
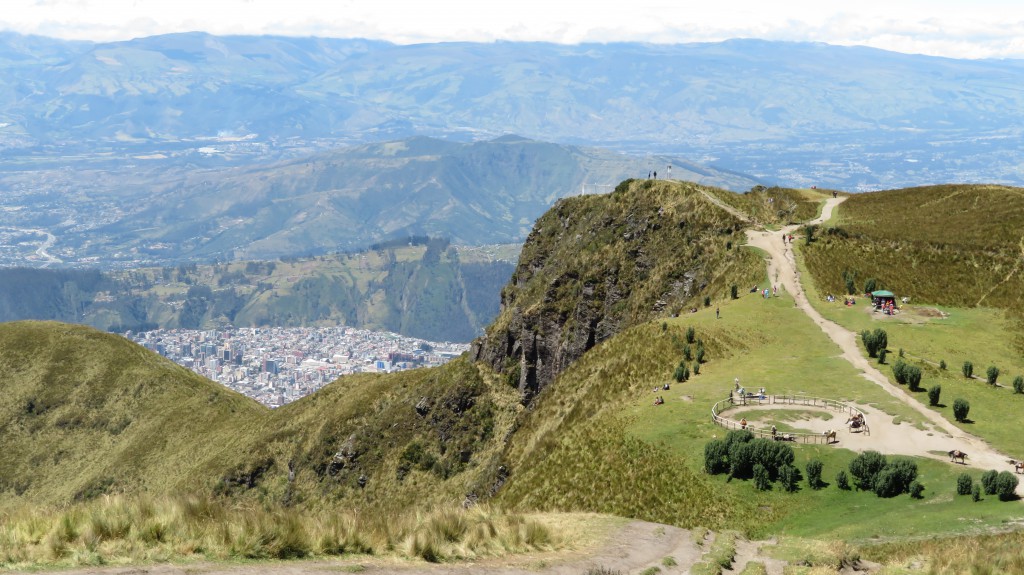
[{"left": 130, "top": 326, "right": 468, "bottom": 407}]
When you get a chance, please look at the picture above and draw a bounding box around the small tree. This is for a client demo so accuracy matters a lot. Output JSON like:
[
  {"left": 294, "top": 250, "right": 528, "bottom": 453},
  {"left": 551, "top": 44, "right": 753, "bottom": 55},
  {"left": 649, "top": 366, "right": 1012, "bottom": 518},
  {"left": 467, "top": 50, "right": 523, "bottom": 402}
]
[
  {"left": 956, "top": 473, "right": 973, "bottom": 495},
  {"left": 836, "top": 470, "right": 850, "bottom": 490},
  {"left": 939, "top": 359, "right": 947, "bottom": 370},
  {"left": 909, "top": 481, "right": 924, "bottom": 499},
  {"left": 864, "top": 278, "right": 878, "bottom": 294},
  {"left": 673, "top": 364, "right": 686, "bottom": 383},
  {"left": 981, "top": 469, "right": 999, "bottom": 495},
  {"left": 704, "top": 296, "right": 711, "bottom": 307},
  {"left": 972, "top": 484, "right": 982, "bottom": 502},
  {"left": 686, "top": 326, "right": 696, "bottom": 344},
  {"left": 861, "top": 330, "right": 878, "bottom": 358},
  {"left": 877, "top": 349, "right": 888, "bottom": 365},
  {"left": 1014, "top": 375, "right": 1024, "bottom": 395},
  {"left": 682, "top": 365, "right": 690, "bottom": 382},
  {"left": 683, "top": 344, "right": 692, "bottom": 362},
  {"left": 953, "top": 398, "right": 970, "bottom": 422},
  {"left": 927, "top": 385, "right": 941, "bottom": 406},
  {"left": 872, "top": 328, "right": 888, "bottom": 352},
  {"left": 730, "top": 285, "right": 738, "bottom": 300},
  {"left": 892, "top": 359, "right": 908, "bottom": 385},
  {"left": 695, "top": 345, "right": 706, "bottom": 364},
  {"left": 692, "top": 361, "right": 700, "bottom": 376},
  {"left": 806, "top": 459, "right": 824, "bottom": 490},
  {"left": 996, "top": 471, "right": 1019, "bottom": 501},
  {"left": 963, "top": 361, "right": 974, "bottom": 379},
  {"left": 906, "top": 365, "right": 923, "bottom": 392},
  {"left": 779, "top": 464, "right": 799, "bottom": 492},
  {"left": 703, "top": 440, "right": 729, "bottom": 474},
  {"left": 804, "top": 224, "right": 816, "bottom": 245},
  {"left": 986, "top": 366, "right": 1000, "bottom": 386},
  {"left": 753, "top": 463, "right": 771, "bottom": 491}
]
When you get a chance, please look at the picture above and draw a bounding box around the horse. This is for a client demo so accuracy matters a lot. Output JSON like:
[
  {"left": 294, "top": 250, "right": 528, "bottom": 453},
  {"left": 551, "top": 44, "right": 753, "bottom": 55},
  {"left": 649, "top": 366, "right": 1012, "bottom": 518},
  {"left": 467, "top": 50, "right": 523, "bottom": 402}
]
[
  {"left": 1010, "top": 460, "right": 1024, "bottom": 474},
  {"left": 949, "top": 449, "right": 968, "bottom": 464},
  {"left": 823, "top": 429, "right": 837, "bottom": 444}
]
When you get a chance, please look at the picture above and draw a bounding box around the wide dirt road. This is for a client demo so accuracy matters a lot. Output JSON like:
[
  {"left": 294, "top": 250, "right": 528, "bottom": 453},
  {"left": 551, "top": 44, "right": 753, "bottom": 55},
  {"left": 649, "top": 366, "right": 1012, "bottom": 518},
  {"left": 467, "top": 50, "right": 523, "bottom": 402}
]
[{"left": 745, "top": 198, "right": 1016, "bottom": 474}]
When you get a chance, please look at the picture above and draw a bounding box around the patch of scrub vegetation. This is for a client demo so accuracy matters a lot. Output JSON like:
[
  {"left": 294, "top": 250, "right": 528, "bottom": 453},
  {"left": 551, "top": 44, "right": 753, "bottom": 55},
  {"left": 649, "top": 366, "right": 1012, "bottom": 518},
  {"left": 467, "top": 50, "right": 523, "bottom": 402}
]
[{"left": 0, "top": 495, "right": 559, "bottom": 569}]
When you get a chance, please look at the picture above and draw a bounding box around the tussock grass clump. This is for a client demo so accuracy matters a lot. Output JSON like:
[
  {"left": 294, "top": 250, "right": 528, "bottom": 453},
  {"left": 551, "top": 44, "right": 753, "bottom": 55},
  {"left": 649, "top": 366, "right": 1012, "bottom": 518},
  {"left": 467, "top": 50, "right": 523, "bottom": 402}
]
[
  {"left": 864, "top": 529, "right": 1024, "bottom": 574},
  {"left": 691, "top": 530, "right": 738, "bottom": 575},
  {"left": 0, "top": 495, "right": 555, "bottom": 569}
]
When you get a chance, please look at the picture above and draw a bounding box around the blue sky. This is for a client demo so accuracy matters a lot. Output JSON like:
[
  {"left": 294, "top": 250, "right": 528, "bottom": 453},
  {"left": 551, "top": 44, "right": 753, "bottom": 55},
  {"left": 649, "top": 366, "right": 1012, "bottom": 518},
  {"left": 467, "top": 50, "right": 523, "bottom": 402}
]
[{"left": 4, "top": 0, "right": 1024, "bottom": 59}]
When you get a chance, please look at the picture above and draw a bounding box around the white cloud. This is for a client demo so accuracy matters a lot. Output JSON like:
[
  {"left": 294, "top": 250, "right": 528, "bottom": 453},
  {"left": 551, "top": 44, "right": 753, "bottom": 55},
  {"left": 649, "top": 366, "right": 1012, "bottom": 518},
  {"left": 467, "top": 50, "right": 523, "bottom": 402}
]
[{"left": 1, "top": 0, "right": 1023, "bottom": 59}]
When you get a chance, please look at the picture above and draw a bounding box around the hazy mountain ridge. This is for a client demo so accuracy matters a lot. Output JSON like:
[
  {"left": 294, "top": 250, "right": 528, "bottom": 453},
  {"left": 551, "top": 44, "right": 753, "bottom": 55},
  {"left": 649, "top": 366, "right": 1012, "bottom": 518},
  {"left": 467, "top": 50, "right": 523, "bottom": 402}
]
[
  {"left": 0, "top": 136, "right": 758, "bottom": 266},
  {"left": 3, "top": 33, "right": 1024, "bottom": 188}
]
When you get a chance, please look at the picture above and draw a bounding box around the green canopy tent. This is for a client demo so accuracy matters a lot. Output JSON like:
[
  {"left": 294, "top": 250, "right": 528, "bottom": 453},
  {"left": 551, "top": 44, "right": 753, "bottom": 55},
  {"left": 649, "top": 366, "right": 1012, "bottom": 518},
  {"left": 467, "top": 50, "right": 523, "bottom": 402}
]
[{"left": 871, "top": 290, "right": 896, "bottom": 306}]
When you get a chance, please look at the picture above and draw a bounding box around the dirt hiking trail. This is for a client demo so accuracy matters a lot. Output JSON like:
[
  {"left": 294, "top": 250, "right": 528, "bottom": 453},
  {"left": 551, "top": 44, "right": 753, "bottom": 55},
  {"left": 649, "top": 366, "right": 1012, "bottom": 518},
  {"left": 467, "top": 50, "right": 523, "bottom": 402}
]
[
  {"left": 25, "top": 521, "right": 790, "bottom": 575},
  {"left": 745, "top": 197, "right": 1018, "bottom": 476}
]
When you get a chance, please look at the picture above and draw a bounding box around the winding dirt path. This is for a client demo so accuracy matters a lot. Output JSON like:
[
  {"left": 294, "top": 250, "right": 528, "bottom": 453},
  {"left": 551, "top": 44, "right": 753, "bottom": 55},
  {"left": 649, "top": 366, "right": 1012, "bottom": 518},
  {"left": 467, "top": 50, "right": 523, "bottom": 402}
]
[{"left": 745, "top": 198, "right": 1017, "bottom": 476}]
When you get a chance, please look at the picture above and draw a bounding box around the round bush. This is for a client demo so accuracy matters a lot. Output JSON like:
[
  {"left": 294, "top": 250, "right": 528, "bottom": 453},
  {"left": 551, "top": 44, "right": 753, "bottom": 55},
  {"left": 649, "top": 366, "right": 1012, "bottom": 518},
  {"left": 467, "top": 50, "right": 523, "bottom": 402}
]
[
  {"left": 987, "top": 366, "right": 1000, "bottom": 385},
  {"left": 927, "top": 385, "right": 941, "bottom": 406},
  {"left": 703, "top": 440, "right": 729, "bottom": 475},
  {"left": 909, "top": 481, "right": 924, "bottom": 499},
  {"left": 972, "top": 485, "right": 982, "bottom": 502},
  {"left": 963, "top": 361, "right": 974, "bottom": 379},
  {"left": 849, "top": 450, "right": 887, "bottom": 491},
  {"left": 1014, "top": 375, "right": 1024, "bottom": 395},
  {"left": 996, "top": 471, "right": 1019, "bottom": 501},
  {"left": 981, "top": 469, "right": 999, "bottom": 495},
  {"left": 836, "top": 470, "right": 850, "bottom": 490},
  {"left": 806, "top": 459, "right": 824, "bottom": 490},
  {"left": 956, "top": 473, "right": 973, "bottom": 496},
  {"left": 953, "top": 398, "right": 970, "bottom": 422}
]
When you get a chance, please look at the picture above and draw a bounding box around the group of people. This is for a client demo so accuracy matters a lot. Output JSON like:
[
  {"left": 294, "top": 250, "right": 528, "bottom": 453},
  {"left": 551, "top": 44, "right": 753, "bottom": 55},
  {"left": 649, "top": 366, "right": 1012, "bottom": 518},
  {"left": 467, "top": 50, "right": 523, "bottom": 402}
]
[{"left": 874, "top": 299, "right": 899, "bottom": 315}]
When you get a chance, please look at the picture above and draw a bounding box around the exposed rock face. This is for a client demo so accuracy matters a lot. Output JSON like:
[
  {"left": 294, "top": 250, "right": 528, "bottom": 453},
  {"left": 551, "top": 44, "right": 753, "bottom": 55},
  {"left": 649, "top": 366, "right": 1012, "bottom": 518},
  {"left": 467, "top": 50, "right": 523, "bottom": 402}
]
[{"left": 472, "top": 179, "right": 747, "bottom": 402}]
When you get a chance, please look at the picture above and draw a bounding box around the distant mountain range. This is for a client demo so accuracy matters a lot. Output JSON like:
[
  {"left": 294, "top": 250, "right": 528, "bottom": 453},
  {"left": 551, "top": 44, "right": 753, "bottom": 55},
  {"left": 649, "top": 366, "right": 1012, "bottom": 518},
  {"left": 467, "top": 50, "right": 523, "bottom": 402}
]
[{"left": 3, "top": 32, "right": 1024, "bottom": 190}]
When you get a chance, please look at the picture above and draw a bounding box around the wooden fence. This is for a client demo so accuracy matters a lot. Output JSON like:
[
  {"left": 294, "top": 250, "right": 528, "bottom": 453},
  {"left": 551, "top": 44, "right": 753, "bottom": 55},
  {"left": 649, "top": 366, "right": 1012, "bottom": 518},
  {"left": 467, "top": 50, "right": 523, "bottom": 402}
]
[{"left": 710, "top": 393, "right": 869, "bottom": 444}]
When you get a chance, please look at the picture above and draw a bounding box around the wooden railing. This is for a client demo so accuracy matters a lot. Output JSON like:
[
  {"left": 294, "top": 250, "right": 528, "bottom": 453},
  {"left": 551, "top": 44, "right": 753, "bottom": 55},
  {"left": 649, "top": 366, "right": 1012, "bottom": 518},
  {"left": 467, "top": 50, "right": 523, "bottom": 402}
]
[{"left": 710, "top": 393, "right": 870, "bottom": 444}]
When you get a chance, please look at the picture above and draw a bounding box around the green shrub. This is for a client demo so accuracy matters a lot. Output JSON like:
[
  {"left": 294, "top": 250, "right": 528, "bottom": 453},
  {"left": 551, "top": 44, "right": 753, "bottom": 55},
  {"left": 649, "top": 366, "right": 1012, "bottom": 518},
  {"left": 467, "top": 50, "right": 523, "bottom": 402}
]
[
  {"left": 692, "top": 362, "right": 700, "bottom": 376},
  {"left": 753, "top": 464, "right": 771, "bottom": 491},
  {"left": 639, "top": 568, "right": 661, "bottom": 575},
  {"left": 704, "top": 440, "right": 729, "bottom": 475},
  {"left": 843, "top": 270, "right": 856, "bottom": 295},
  {"left": 981, "top": 470, "right": 999, "bottom": 495},
  {"left": 864, "top": 278, "right": 878, "bottom": 294},
  {"left": 987, "top": 366, "right": 1000, "bottom": 385},
  {"left": 683, "top": 344, "right": 692, "bottom": 361},
  {"left": 906, "top": 365, "right": 922, "bottom": 391},
  {"left": 878, "top": 458, "right": 918, "bottom": 497},
  {"left": 927, "top": 385, "right": 941, "bottom": 406},
  {"left": 898, "top": 348, "right": 905, "bottom": 358},
  {"left": 956, "top": 473, "right": 973, "bottom": 495},
  {"left": 778, "top": 464, "right": 799, "bottom": 492},
  {"left": 686, "top": 326, "right": 696, "bottom": 344},
  {"left": 953, "top": 398, "right": 970, "bottom": 422},
  {"left": 939, "top": 359, "right": 947, "bottom": 370},
  {"left": 730, "top": 285, "right": 738, "bottom": 299},
  {"left": 877, "top": 349, "right": 887, "bottom": 365},
  {"left": 703, "top": 296, "right": 711, "bottom": 307},
  {"left": 996, "top": 471, "right": 1019, "bottom": 501},
  {"left": 673, "top": 365, "right": 685, "bottom": 383},
  {"left": 662, "top": 556, "right": 678, "bottom": 567},
  {"left": 892, "top": 359, "right": 908, "bottom": 385},
  {"left": 1014, "top": 375, "right": 1024, "bottom": 394},
  {"left": 806, "top": 459, "right": 824, "bottom": 490},
  {"left": 836, "top": 470, "right": 850, "bottom": 490},
  {"left": 972, "top": 485, "right": 982, "bottom": 502},
  {"left": 849, "top": 451, "right": 887, "bottom": 491},
  {"left": 963, "top": 361, "right": 974, "bottom": 379},
  {"left": 872, "top": 328, "right": 888, "bottom": 352},
  {"left": 909, "top": 481, "right": 924, "bottom": 499},
  {"left": 695, "top": 345, "right": 706, "bottom": 364}
]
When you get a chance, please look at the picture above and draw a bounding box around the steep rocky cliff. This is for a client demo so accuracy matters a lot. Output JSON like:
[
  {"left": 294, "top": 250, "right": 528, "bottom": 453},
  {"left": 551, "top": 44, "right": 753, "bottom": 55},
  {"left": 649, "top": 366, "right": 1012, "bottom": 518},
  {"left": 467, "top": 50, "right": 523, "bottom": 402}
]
[{"left": 472, "top": 179, "right": 755, "bottom": 401}]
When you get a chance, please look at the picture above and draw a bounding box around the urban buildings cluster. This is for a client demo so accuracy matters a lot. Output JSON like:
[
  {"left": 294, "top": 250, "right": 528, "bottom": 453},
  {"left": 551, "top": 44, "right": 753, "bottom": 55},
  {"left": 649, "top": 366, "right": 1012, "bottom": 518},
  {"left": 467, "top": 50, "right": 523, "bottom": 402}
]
[{"left": 130, "top": 326, "right": 469, "bottom": 407}]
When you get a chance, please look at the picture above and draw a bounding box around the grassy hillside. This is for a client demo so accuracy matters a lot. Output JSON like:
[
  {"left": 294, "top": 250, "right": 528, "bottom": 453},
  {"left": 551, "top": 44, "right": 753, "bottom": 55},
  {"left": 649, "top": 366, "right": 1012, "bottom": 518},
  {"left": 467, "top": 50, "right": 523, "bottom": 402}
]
[
  {"left": 0, "top": 321, "right": 266, "bottom": 504},
  {"left": 801, "top": 184, "right": 1024, "bottom": 312}
]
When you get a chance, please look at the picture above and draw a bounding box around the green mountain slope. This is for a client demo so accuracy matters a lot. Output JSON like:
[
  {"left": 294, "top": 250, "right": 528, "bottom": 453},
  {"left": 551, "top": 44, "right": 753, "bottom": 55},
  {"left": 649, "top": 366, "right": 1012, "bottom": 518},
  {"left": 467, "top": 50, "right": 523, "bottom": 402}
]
[{"left": 0, "top": 321, "right": 267, "bottom": 503}]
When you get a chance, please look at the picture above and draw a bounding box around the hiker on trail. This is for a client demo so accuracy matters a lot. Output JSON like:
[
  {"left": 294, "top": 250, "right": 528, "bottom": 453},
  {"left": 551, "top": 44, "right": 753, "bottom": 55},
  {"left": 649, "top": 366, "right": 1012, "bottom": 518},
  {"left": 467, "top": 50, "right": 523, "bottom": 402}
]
[
  {"left": 653, "top": 171, "right": 657, "bottom": 179},
  {"left": 716, "top": 307, "right": 720, "bottom": 319},
  {"left": 773, "top": 285, "right": 777, "bottom": 297},
  {"left": 648, "top": 171, "right": 652, "bottom": 179},
  {"left": 735, "top": 377, "right": 740, "bottom": 390}
]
